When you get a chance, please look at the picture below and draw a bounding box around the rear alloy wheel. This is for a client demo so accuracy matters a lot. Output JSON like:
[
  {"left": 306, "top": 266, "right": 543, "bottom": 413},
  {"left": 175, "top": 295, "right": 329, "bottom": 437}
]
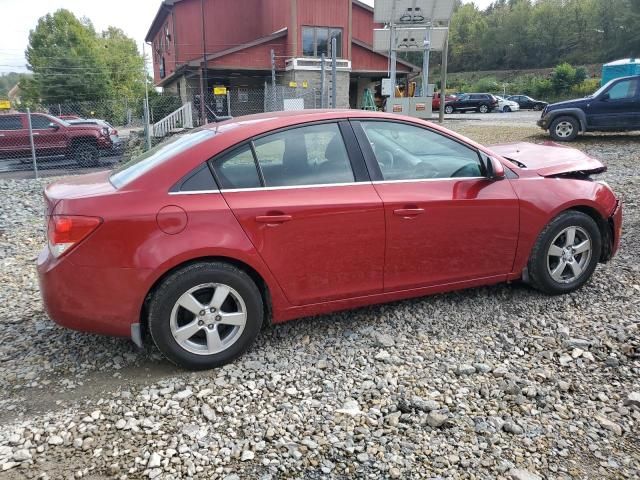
[
  {"left": 527, "top": 211, "right": 601, "bottom": 294},
  {"left": 479, "top": 104, "right": 489, "bottom": 113},
  {"left": 148, "top": 262, "right": 263, "bottom": 369},
  {"left": 549, "top": 116, "right": 579, "bottom": 142},
  {"left": 444, "top": 105, "right": 454, "bottom": 114},
  {"left": 74, "top": 143, "right": 99, "bottom": 167},
  {"left": 503, "top": 106, "right": 512, "bottom": 113}
]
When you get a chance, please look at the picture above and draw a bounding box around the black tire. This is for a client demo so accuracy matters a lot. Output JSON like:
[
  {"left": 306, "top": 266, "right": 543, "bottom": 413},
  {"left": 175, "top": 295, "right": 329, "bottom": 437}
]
[
  {"left": 533, "top": 104, "right": 542, "bottom": 111},
  {"left": 74, "top": 143, "right": 99, "bottom": 167},
  {"left": 549, "top": 115, "right": 579, "bottom": 142},
  {"left": 478, "top": 104, "right": 489, "bottom": 113},
  {"left": 148, "top": 262, "right": 263, "bottom": 370},
  {"left": 503, "top": 106, "right": 511, "bottom": 113},
  {"left": 444, "top": 105, "right": 454, "bottom": 114},
  {"left": 527, "top": 211, "right": 602, "bottom": 295}
]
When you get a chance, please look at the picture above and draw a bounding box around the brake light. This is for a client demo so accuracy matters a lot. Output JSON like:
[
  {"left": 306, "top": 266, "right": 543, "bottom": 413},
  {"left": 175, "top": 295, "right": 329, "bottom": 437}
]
[{"left": 47, "top": 215, "right": 102, "bottom": 258}]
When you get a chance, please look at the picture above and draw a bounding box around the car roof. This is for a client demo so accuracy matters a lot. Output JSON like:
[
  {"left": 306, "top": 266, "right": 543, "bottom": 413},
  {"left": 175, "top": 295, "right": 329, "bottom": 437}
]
[{"left": 204, "top": 109, "right": 434, "bottom": 136}]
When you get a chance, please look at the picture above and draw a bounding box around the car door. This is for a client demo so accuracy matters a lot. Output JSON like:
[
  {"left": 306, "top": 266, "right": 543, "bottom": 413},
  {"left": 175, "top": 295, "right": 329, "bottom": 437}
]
[
  {"left": 352, "top": 119, "right": 519, "bottom": 291},
  {"left": 0, "top": 115, "right": 29, "bottom": 157},
  {"left": 587, "top": 78, "right": 640, "bottom": 128},
  {"left": 212, "top": 121, "right": 385, "bottom": 306},
  {"left": 30, "top": 114, "right": 66, "bottom": 153}
]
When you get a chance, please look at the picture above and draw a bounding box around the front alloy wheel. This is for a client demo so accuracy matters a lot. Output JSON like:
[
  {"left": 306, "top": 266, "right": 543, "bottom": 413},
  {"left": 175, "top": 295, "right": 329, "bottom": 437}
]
[
  {"left": 527, "top": 211, "right": 601, "bottom": 294},
  {"left": 546, "top": 226, "right": 592, "bottom": 284}
]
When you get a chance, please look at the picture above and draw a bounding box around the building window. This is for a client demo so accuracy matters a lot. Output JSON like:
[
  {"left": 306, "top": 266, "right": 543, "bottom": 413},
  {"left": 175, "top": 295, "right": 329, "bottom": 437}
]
[
  {"left": 160, "top": 57, "right": 166, "bottom": 79},
  {"left": 302, "top": 27, "right": 342, "bottom": 58}
]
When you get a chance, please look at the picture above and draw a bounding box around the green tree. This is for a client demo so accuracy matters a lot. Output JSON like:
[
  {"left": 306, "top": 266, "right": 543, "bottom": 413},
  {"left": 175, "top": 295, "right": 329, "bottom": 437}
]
[
  {"left": 99, "top": 27, "right": 146, "bottom": 101},
  {"left": 22, "top": 9, "right": 146, "bottom": 106},
  {"left": 24, "top": 9, "right": 111, "bottom": 103}
]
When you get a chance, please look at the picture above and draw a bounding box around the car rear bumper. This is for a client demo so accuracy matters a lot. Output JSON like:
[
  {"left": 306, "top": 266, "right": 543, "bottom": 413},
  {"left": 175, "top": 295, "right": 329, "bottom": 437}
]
[{"left": 37, "top": 247, "right": 150, "bottom": 338}]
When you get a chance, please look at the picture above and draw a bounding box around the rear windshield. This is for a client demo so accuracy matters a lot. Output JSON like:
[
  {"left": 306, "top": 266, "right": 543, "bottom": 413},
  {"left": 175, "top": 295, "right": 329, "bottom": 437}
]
[{"left": 110, "top": 129, "right": 215, "bottom": 188}]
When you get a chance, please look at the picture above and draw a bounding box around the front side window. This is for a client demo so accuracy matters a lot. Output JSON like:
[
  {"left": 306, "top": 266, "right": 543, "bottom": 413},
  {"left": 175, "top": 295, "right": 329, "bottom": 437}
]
[
  {"left": 301, "top": 27, "right": 342, "bottom": 58},
  {"left": 253, "top": 123, "right": 354, "bottom": 187},
  {"left": 607, "top": 79, "right": 639, "bottom": 100},
  {"left": 30, "top": 114, "right": 57, "bottom": 129},
  {"left": 360, "top": 121, "right": 483, "bottom": 181}
]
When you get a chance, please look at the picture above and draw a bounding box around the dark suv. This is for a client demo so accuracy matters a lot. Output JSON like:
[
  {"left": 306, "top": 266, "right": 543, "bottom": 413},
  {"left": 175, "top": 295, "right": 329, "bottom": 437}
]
[
  {"left": 0, "top": 112, "right": 113, "bottom": 166},
  {"left": 537, "top": 75, "right": 640, "bottom": 141},
  {"left": 444, "top": 93, "right": 498, "bottom": 114}
]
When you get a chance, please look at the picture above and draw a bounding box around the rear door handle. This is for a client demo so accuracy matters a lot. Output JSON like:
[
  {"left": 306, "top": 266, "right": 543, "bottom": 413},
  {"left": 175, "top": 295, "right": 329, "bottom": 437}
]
[
  {"left": 255, "top": 214, "right": 292, "bottom": 224},
  {"left": 393, "top": 208, "right": 425, "bottom": 217}
]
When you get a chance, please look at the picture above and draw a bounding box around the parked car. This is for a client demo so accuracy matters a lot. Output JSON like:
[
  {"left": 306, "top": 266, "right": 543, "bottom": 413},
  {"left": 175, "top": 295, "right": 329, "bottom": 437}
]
[
  {"left": 537, "top": 75, "right": 640, "bottom": 141},
  {"left": 68, "top": 118, "right": 123, "bottom": 153},
  {"left": 507, "top": 95, "right": 548, "bottom": 110},
  {"left": 0, "top": 112, "right": 113, "bottom": 166},
  {"left": 432, "top": 92, "right": 457, "bottom": 110},
  {"left": 38, "top": 110, "right": 622, "bottom": 370},
  {"left": 444, "top": 93, "right": 498, "bottom": 113},
  {"left": 494, "top": 95, "right": 520, "bottom": 113}
]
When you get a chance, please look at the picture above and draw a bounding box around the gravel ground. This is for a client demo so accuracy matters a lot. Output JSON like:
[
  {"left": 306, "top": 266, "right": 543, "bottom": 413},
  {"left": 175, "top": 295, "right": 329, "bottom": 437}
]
[{"left": 0, "top": 123, "right": 638, "bottom": 479}]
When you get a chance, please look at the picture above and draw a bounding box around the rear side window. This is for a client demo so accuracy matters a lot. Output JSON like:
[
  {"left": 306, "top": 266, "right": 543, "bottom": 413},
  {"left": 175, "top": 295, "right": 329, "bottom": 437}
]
[
  {"left": 111, "top": 129, "right": 215, "bottom": 188},
  {"left": 0, "top": 116, "right": 22, "bottom": 130},
  {"left": 211, "top": 144, "right": 261, "bottom": 190},
  {"left": 252, "top": 123, "right": 354, "bottom": 187}
]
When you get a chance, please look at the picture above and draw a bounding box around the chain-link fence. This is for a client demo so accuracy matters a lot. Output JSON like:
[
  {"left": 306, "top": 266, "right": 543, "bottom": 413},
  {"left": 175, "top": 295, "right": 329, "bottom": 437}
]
[{"left": 0, "top": 85, "right": 322, "bottom": 179}]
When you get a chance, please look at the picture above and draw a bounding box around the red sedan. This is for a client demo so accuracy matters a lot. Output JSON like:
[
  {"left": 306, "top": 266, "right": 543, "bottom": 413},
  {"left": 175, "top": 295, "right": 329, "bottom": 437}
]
[{"left": 37, "top": 110, "right": 622, "bottom": 370}]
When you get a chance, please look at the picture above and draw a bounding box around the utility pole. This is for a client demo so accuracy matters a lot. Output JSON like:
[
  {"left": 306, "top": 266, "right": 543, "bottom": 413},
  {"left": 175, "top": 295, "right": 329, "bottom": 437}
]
[
  {"left": 270, "top": 48, "right": 276, "bottom": 110},
  {"left": 320, "top": 53, "right": 326, "bottom": 108},
  {"left": 389, "top": 26, "right": 396, "bottom": 101},
  {"left": 439, "top": 25, "right": 449, "bottom": 124},
  {"left": 200, "top": 0, "right": 208, "bottom": 123},
  {"left": 142, "top": 41, "right": 151, "bottom": 150},
  {"left": 331, "top": 37, "right": 337, "bottom": 108},
  {"left": 422, "top": 27, "right": 431, "bottom": 96}
]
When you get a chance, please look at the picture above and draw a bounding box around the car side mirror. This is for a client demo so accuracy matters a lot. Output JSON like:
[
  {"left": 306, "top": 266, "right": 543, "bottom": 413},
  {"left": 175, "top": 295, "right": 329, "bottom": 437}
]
[
  {"left": 480, "top": 154, "right": 505, "bottom": 180},
  {"left": 600, "top": 92, "right": 610, "bottom": 101},
  {"left": 48, "top": 122, "right": 60, "bottom": 130}
]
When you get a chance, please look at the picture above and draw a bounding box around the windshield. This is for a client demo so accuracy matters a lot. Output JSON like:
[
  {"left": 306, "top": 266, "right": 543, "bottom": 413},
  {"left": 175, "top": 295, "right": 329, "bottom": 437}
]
[
  {"left": 46, "top": 114, "right": 70, "bottom": 127},
  {"left": 110, "top": 128, "right": 215, "bottom": 188}
]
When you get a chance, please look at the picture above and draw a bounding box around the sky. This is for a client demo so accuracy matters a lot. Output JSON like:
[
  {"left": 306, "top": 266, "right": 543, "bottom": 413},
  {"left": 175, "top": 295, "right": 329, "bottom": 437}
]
[{"left": 0, "top": 0, "right": 494, "bottom": 75}]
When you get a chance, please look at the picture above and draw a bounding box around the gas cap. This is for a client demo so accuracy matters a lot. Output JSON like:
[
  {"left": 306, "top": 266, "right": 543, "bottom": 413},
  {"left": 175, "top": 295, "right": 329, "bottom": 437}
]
[{"left": 156, "top": 205, "right": 188, "bottom": 235}]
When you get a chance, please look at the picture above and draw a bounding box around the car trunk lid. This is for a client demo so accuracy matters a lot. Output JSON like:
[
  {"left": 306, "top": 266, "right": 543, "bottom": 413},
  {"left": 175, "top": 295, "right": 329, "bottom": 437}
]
[
  {"left": 44, "top": 170, "right": 116, "bottom": 215},
  {"left": 489, "top": 141, "right": 606, "bottom": 177}
]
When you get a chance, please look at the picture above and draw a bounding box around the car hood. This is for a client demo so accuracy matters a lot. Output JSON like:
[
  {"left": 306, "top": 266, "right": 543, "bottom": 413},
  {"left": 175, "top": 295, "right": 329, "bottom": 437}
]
[
  {"left": 488, "top": 142, "right": 606, "bottom": 177},
  {"left": 547, "top": 98, "right": 586, "bottom": 109}
]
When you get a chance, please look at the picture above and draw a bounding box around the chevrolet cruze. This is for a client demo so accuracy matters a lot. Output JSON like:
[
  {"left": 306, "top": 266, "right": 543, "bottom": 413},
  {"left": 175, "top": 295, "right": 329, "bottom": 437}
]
[{"left": 37, "top": 110, "right": 622, "bottom": 369}]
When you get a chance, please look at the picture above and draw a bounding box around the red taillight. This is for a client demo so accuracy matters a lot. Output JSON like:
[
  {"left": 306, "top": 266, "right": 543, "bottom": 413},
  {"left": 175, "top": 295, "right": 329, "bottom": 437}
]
[{"left": 47, "top": 215, "right": 102, "bottom": 258}]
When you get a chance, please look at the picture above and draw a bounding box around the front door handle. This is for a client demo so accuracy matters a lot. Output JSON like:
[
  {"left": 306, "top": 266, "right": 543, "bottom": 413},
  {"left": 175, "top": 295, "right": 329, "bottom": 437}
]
[
  {"left": 255, "top": 214, "right": 292, "bottom": 224},
  {"left": 393, "top": 208, "right": 425, "bottom": 217}
]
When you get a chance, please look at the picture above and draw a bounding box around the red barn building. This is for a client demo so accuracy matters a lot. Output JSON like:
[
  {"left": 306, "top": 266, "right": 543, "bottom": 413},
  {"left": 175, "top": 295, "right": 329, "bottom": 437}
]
[{"left": 145, "top": 0, "right": 419, "bottom": 113}]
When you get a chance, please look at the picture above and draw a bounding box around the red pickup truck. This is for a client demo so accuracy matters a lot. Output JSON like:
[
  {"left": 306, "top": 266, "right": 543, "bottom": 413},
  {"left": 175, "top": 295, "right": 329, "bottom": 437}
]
[{"left": 0, "top": 112, "right": 113, "bottom": 166}]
